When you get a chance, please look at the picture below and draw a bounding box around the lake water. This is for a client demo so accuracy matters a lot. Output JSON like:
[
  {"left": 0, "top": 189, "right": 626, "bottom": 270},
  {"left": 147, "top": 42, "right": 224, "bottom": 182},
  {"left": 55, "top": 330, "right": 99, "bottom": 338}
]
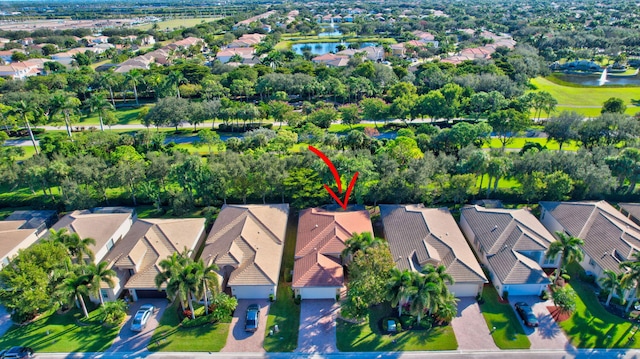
[
  {"left": 292, "top": 42, "right": 376, "bottom": 56},
  {"left": 555, "top": 73, "right": 640, "bottom": 86}
]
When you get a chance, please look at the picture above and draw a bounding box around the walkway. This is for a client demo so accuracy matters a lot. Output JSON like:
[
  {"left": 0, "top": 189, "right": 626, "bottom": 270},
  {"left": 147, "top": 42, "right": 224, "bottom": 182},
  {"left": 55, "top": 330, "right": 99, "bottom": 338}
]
[
  {"left": 296, "top": 299, "right": 338, "bottom": 353},
  {"left": 451, "top": 297, "right": 499, "bottom": 350}
]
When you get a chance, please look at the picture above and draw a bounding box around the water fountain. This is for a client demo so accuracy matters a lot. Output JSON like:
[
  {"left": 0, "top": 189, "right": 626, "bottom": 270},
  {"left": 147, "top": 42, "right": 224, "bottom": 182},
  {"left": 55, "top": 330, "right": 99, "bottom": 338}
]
[{"left": 598, "top": 68, "right": 608, "bottom": 86}]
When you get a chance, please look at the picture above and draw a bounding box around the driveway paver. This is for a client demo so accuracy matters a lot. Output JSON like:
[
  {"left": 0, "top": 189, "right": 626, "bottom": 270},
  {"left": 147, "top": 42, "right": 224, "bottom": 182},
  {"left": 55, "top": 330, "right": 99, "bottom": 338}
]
[
  {"left": 107, "top": 298, "right": 168, "bottom": 353},
  {"left": 296, "top": 299, "right": 338, "bottom": 353},
  {"left": 510, "top": 296, "right": 571, "bottom": 350},
  {"left": 221, "top": 299, "right": 270, "bottom": 353},
  {"left": 452, "top": 297, "right": 499, "bottom": 350}
]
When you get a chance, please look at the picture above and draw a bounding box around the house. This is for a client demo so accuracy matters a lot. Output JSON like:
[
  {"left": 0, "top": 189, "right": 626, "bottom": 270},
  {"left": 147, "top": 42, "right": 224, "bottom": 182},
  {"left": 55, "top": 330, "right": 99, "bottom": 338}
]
[
  {"left": 459, "top": 205, "right": 555, "bottom": 297},
  {"left": 380, "top": 204, "right": 487, "bottom": 297},
  {"left": 292, "top": 207, "right": 373, "bottom": 299},
  {"left": 227, "top": 33, "right": 266, "bottom": 48},
  {"left": 216, "top": 47, "right": 255, "bottom": 64},
  {"left": 100, "top": 218, "right": 206, "bottom": 302},
  {"left": 618, "top": 203, "right": 640, "bottom": 227},
  {"left": 539, "top": 201, "right": 640, "bottom": 280},
  {"left": 311, "top": 53, "right": 350, "bottom": 67},
  {"left": 20, "top": 37, "right": 33, "bottom": 46},
  {"left": 336, "top": 46, "right": 384, "bottom": 61},
  {"left": 0, "top": 59, "right": 47, "bottom": 79},
  {"left": 233, "top": 10, "right": 277, "bottom": 29},
  {"left": 389, "top": 43, "right": 405, "bottom": 57},
  {"left": 171, "top": 37, "right": 204, "bottom": 51},
  {"left": 140, "top": 35, "right": 155, "bottom": 46},
  {"left": 0, "top": 49, "right": 25, "bottom": 63},
  {"left": 200, "top": 204, "right": 289, "bottom": 299},
  {"left": 0, "top": 210, "right": 56, "bottom": 267},
  {"left": 51, "top": 208, "right": 134, "bottom": 264}
]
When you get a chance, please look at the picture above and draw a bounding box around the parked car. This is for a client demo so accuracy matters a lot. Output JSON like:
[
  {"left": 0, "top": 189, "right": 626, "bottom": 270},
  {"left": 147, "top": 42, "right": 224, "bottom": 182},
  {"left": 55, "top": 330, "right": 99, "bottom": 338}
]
[
  {"left": 2, "top": 346, "right": 33, "bottom": 359},
  {"left": 245, "top": 304, "right": 260, "bottom": 332},
  {"left": 130, "top": 304, "right": 155, "bottom": 332},
  {"left": 515, "top": 302, "right": 539, "bottom": 327}
]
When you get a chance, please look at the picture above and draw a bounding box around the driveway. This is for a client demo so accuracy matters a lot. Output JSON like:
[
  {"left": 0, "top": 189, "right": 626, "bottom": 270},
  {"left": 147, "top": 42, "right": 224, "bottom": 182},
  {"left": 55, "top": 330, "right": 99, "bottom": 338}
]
[
  {"left": 107, "top": 298, "right": 168, "bottom": 353},
  {"left": 510, "top": 296, "right": 571, "bottom": 350},
  {"left": 452, "top": 297, "right": 499, "bottom": 350},
  {"left": 221, "top": 299, "right": 270, "bottom": 352},
  {"left": 296, "top": 299, "right": 338, "bottom": 353}
]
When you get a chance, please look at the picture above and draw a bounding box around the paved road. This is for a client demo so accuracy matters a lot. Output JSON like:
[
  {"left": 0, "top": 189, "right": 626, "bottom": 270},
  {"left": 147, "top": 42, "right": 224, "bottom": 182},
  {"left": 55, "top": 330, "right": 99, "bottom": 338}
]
[
  {"left": 221, "top": 300, "right": 270, "bottom": 353},
  {"left": 451, "top": 297, "right": 498, "bottom": 350},
  {"left": 106, "top": 299, "right": 168, "bottom": 353},
  {"left": 296, "top": 300, "right": 338, "bottom": 353}
]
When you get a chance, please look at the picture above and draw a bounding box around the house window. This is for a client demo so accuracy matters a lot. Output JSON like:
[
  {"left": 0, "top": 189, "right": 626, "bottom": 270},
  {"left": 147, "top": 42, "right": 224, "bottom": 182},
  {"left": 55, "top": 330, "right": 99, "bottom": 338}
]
[
  {"left": 106, "top": 239, "right": 114, "bottom": 251},
  {"left": 589, "top": 258, "right": 596, "bottom": 267},
  {"left": 128, "top": 269, "right": 135, "bottom": 276},
  {"left": 100, "top": 289, "right": 109, "bottom": 300},
  {"left": 544, "top": 255, "right": 556, "bottom": 265}
]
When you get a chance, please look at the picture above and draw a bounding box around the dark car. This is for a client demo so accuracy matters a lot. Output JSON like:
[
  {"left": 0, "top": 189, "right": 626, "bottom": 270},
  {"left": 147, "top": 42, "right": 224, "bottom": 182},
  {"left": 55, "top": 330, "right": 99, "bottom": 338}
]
[
  {"left": 2, "top": 346, "right": 33, "bottom": 359},
  {"left": 515, "top": 302, "right": 539, "bottom": 327},
  {"left": 245, "top": 304, "right": 260, "bottom": 332}
]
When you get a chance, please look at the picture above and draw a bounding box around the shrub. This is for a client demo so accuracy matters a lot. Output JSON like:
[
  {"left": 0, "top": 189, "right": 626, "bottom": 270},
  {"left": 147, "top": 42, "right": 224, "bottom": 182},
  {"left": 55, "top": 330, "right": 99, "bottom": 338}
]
[
  {"left": 502, "top": 290, "right": 509, "bottom": 301},
  {"left": 102, "top": 300, "right": 127, "bottom": 327},
  {"left": 399, "top": 314, "right": 415, "bottom": 329},
  {"left": 294, "top": 294, "right": 301, "bottom": 305},
  {"left": 181, "top": 314, "right": 214, "bottom": 328},
  {"left": 418, "top": 316, "right": 433, "bottom": 329},
  {"left": 540, "top": 290, "right": 550, "bottom": 300},
  {"left": 269, "top": 294, "right": 274, "bottom": 302},
  {"left": 561, "top": 273, "right": 571, "bottom": 281}
]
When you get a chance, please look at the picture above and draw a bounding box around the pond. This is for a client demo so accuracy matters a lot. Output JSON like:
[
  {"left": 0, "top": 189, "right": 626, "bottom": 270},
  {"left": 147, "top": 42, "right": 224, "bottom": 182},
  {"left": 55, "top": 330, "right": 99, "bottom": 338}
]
[
  {"left": 291, "top": 42, "right": 376, "bottom": 56},
  {"left": 554, "top": 72, "right": 640, "bottom": 86}
]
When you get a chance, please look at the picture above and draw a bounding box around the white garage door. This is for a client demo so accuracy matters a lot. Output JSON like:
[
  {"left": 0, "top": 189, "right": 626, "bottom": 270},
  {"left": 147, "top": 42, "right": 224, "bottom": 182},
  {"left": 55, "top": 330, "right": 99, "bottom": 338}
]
[
  {"left": 231, "top": 285, "right": 274, "bottom": 299},
  {"left": 506, "top": 284, "right": 544, "bottom": 296},
  {"left": 300, "top": 287, "right": 337, "bottom": 299},
  {"left": 448, "top": 284, "right": 479, "bottom": 297}
]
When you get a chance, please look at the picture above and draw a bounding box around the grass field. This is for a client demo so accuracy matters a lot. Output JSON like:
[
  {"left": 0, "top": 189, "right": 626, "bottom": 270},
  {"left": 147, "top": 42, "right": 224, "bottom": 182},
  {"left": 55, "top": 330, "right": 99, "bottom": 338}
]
[
  {"left": 478, "top": 286, "right": 531, "bottom": 349},
  {"left": 0, "top": 305, "right": 120, "bottom": 352},
  {"left": 529, "top": 77, "right": 640, "bottom": 116},
  {"left": 133, "top": 17, "right": 221, "bottom": 31},
  {"left": 336, "top": 302, "right": 458, "bottom": 351},
  {"left": 76, "top": 105, "right": 150, "bottom": 126}
]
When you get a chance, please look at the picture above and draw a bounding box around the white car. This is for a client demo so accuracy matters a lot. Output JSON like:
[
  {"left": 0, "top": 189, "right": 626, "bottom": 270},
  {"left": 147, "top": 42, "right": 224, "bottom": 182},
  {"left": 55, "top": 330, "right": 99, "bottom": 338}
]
[{"left": 130, "top": 304, "right": 155, "bottom": 332}]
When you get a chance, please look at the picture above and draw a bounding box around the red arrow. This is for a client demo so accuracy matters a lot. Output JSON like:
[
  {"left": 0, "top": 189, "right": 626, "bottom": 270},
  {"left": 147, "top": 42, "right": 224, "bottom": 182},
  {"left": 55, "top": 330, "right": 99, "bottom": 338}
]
[{"left": 309, "top": 145, "right": 359, "bottom": 210}]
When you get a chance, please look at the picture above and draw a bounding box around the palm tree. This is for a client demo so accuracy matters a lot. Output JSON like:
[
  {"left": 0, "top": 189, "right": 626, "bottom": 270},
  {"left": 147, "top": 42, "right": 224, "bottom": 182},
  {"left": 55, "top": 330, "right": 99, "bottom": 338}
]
[
  {"left": 56, "top": 271, "right": 90, "bottom": 318},
  {"left": 434, "top": 293, "right": 459, "bottom": 324},
  {"left": 49, "top": 228, "right": 96, "bottom": 264},
  {"left": 546, "top": 231, "right": 585, "bottom": 277},
  {"left": 167, "top": 71, "right": 186, "bottom": 98},
  {"left": 341, "top": 232, "right": 383, "bottom": 265},
  {"left": 7, "top": 100, "right": 40, "bottom": 154},
  {"left": 85, "top": 93, "right": 114, "bottom": 132},
  {"left": 193, "top": 259, "right": 220, "bottom": 315},
  {"left": 620, "top": 253, "right": 640, "bottom": 311},
  {"left": 50, "top": 92, "right": 81, "bottom": 139},
  {"left": 98, "top": 72, "right": 118, "bottom": 107},
  {"left": 599, "top": 269, "right": 623, "bottom": 306},
  {"left": 421, "top": 264, "right": 455, "bottom": 293},
  {"left": 410, "top": 271, "right": 441, "bottom": 324},
  {"left": 85, "top": 261, "right": 116, "bottom": 307},
  {"left": 155, "top": 250, "right": 199, "bottom": 319},
  {"left": 125, "top": 69, "right": 144, "bottom": 106},
  {"left": 385, "top": 268, "right": 416, "bottom": 317}
]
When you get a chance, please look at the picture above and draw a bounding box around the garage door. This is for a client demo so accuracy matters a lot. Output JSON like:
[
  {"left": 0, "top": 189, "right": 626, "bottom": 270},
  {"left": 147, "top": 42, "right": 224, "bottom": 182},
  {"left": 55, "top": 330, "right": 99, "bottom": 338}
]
[
  {"left": 506, "top": 284, "right": 544, "bottom": 296},
  {"left": 231, "top": 285, "right": 274, "bottom": 299},
  {"left": 448, "top": 284, "right": 479, "bottom": 297},
  {"left": 135, "top": 289, "right": 167, "bottom": 299},
  {"left": 300, "top": 287, "right": 337, "bottom": 299}
]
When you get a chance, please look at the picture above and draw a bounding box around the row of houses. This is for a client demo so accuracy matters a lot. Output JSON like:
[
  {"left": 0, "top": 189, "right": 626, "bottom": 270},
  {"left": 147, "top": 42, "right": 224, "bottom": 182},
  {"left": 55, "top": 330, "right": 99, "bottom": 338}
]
[
  {"left": 113, "top": 36, "right": 204, "bottom": 73},
  {"left": 2, "top": 200, "right": 636, "bottom": 306}
]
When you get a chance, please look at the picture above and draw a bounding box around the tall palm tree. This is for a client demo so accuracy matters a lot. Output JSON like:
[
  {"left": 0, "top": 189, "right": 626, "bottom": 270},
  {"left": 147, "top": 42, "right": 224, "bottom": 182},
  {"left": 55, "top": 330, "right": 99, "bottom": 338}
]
[
  {"left": 155, "top": 250, "right": 199, "bottom": 319},
  {"left": 599, "top": 269, "right": 623, "bottom": 306},
  {"left": 385, "top": 268, "right": 416, "bottom": 317},
  {"left": 193, "top": 259, "right": 219, "bottom": 315},
  {"left": 8, "top": 100, "right": 40, "bottom": 154},
  {"left": 85, "top": 93, "right": 114, "bottom": 132},
  {"left": 546, "top": 231, "right": 585, "bottom": 277},
  {"left": 434, "top": 292, "right": 459, "bottom": 324},
  {"left": 85, "top": 261, "right": 116, "bottom": 306},
  {"left": 98, "top": 72, "right": 118, "bottom": 107},
  {"left": 410, "top": 271, "right": 440, "bottom": 324},
  {"left": 125, "top": 69, "right": 144, "bottom": 106},
  {"left": 167, "top": 71, "right": 186, "bottom": 98},
  {"left": 421, "top": 264, "right": 455, "bottom": 294},
  {"left": 620, "top": 252, "right": 640, "bottom": 310},
  {"left": 50, "top": 92, "right": 81, "bottom": 139},
  {"left": 49, "top": 228, "right": 96, "bottom": 264},
  {"left": 56, "top": 271, "right": 90, "bottom": 318}
]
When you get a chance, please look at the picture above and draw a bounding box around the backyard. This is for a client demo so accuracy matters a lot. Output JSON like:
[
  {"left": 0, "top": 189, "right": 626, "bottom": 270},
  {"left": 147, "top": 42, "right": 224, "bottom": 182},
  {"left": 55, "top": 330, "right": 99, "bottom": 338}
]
[
  {"left": 336, "top": 302, "right": 458, "bottom": 351},
  {"left": 478, "top": 285, "right": 531, "bottom": 349}
]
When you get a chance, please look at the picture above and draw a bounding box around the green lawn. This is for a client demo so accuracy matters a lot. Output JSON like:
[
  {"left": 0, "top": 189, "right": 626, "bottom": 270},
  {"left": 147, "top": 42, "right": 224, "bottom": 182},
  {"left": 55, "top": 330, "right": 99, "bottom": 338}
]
[
  {"left": 336, "top": 303, "right": 458, "bottom": 351},
  {"left": 133, "top": 17, "right": 221, "bottom": 31},
  {"left": 264, "top": 215, "right": 300, "bottom": 352},
  {"left": 77, "top": 105, "right": 151, "bottom": 126},
  {"left": 559, "top": 264, "right": 640, "bottom": 348},
  {"left": 149, "top": 303, "right": 230, "bottom": 352},
  {"left": 529, "top": 77, "right": 640, "bottom": 116},
  {"left": 0, "top": 306, "right": 120, "bottom": 352},
  {"left": 483, "top": 137, "right": 580, "bottom": 151},
  {"left": 478, "top": 285, "right": 531, "bottom": 349}
]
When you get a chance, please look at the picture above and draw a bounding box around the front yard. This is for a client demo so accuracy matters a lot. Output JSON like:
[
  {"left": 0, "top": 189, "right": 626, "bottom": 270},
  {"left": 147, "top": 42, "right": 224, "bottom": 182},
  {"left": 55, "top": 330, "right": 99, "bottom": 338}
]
[
  {"left": 478, "top": 285, "right": 531, "bottom": 349},
  {"left": 0, "top": 305, "right": 120, "bottom": 352},
  {"left": 336, "top": 302, "right": 458, "bottom": 351},
  {"left": 148, "top": 303, "right": 230, "bottom": 352}
]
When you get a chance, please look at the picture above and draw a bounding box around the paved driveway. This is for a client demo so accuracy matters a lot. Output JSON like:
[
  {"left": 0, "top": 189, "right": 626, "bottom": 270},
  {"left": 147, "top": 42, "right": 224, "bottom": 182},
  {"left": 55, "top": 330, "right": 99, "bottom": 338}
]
[
  {"left": 296, "top": 299, "right": 338, "bottom": 353},
  {"left": 107, "top": 298, "right": 168, "bottom": 353},
  {"left": 510, "top": 296, "right": 571, "bottom": 350},
  {"left": 452, "top": 297, "right": 499, "bottom": 350},
  {"left": 221, "top": 299, "right": 270, "bottom": 352}
]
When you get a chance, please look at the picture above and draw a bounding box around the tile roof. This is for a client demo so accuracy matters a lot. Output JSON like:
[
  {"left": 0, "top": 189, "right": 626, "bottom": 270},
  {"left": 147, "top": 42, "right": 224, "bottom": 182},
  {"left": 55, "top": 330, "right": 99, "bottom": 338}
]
[
  {"left": 379, "top": 204, "right": 487, "bottom": 285},
  {"left": 540, "top": 201, "right": 640, "bottom": 274},
  {"left": 52, "top": 210, "right": 132, "bottom": 261},
  {"left": 201, "top": 204, "right": 289, "bottom": 287},
  {"left": 0, "top": 220, "right": 37, "bottom": 261},
  {"left": 293, "top": 208, "right": 373, "bottom": 288},
  {"left": 618, "top": 203, "right": 640, "bottom": 223},
  {"left": 460, "top": 205, "right": 553, "bottom": 285},
  {"left": 102, "top": 218, "right": 205, "bottom": 290}
]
